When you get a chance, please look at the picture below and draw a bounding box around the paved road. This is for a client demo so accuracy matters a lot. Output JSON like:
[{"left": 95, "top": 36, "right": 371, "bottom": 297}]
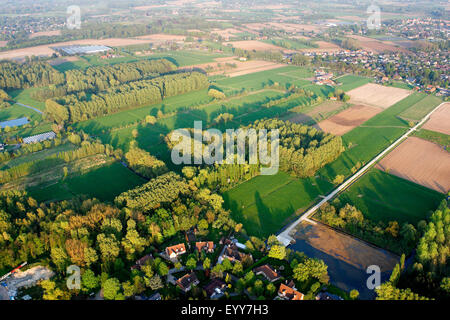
[
  {"left": 15, "top": 102, "right": 43, "bottom": 114},
  {"left": 277, "top": 102, "right": 447, "bottom": 246}
]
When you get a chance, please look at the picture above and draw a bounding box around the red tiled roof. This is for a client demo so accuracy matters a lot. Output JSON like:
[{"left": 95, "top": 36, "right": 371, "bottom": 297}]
[
  {"left": 278, "top": 283, "right": 304, "bottom": 300},
  {"left": 195, "top": 241, "right": 214, "bottom": 252},
  {"left": 166, "top": 243, "right": 186, "bottom": 256},
  {"left": 254, "top": 264, "right": 281, "bottom": 282}
]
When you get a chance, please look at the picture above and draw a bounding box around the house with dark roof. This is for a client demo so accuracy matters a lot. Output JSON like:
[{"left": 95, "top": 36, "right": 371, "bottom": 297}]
[
  {"left": 204, "top": 278, "right": 226, "bottom": 299},
  {"left": 253, "top": 264, "right": 281, "bottom": 283},
  {"left": 195, "top": 241, "right": 215, "bottom": 254},
  {"left": 165, "top": 243, "right": 186, "bottom": 259},
  {"left": 222, "top": 243, "right": 251, "bottom": 263},
  {"left": 131, "top": 254, "right": 153, "bottom": 270},
  {"left": 278, "top": 282, "right": 304, "bottom": 301},
  {"left": 176, "top": 272, "right": 200, "bottom": 293}
]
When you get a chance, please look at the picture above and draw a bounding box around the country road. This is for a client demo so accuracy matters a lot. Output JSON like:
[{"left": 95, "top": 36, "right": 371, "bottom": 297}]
[
  {"left": 277, "top": 102, "right": 447, "bottom": 246},
  {"left": 15, "top": 102, "right": 43, "bottom": 114}
]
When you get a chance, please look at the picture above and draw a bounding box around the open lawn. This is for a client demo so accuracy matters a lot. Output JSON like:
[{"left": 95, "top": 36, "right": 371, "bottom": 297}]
[
  {"left": 338, "top": 169, "right": 444, "bottom": 225},
  {"left": 0, "top": 103, "right": 42, "bottom": 123},
  {"left": 335, "top": 75, "right": 372, "bottom": 92},
  {"left": 27, "top": 162, "right": 146, "bottom": 203},
  {"left": 223, "top": 171, "right": 334, "bottom": 237},
  {"left": 7, "top": 88, "right": 46, "bottom": 112},
  {"left": 145, "top": 50, "right": 230, "bottom": 67}
]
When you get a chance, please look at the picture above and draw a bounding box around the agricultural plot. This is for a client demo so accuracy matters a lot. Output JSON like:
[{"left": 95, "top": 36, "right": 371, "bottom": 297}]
[
  {"left": 318, "top": 93, "right": 427, "bottom": 181},
  {"left": 283, "top": 100, "right": 347, "bottom": 123},
  {"left": 0, "top": 104, "right": 42, "bottom": 123},
  {"left": 422, "top": 102, "right": 450, "bottom": 135},
  {"left": 399, "top": 95, "right": 443, "bottom": 121},
  {"left": 314, "top": 104, "right": 383, "bottom": 136},
  {"left": 347, "top": 83, "right": 411, "bottom": 109},
  {"left": 376, "top": 137, "right": 450, "bottom": 193},
  {"left": 145, "top": 50, "right": 230, "bottom": 67},
  {"left": 228, "top": 40, "right": 285, "bottom": 51},
  {"left": 338, "top": 169, "right": 444, "bottom": 225},
  {"left": 414, "top": 129, "right": 450, "bottom": 150},
  {"left": 223, "top": 171, "right": 334, "bottom": 237},
  {"left": 27, "top": 162, "right": 146, "bottom": 203}
]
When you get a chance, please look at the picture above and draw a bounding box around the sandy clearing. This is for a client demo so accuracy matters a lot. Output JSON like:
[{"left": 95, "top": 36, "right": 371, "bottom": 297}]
[
  {"left": 422, "top": 102, "right": 450, "bottom": 135},
  {"left": 211, "top": 28, "right": 241, "bottom": 40},
  {"left": 0, "top": 35, "right": 185, "bottom": 60},
  {"left": 315, "top": 104, "right": 383, "bottom": 135},
  {"left": 0, "top": 41, "right": 7, "bottom": 48},
  {"left": 29, "top": 30, "right": 62, "bottom": 39},
  {"left": 229, "top": 40, "right": 284, "bottom": 51},
  {"left": 347, "top": 83, "right": 411, "bottom": 109},
  {"left": 376, "top": 137, "right": 450, "bottom": 193}
]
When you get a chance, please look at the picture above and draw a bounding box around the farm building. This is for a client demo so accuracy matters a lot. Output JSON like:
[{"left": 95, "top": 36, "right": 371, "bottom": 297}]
[
  {"left": 52, "top": 45, "right": 112, "bottom": 56},
  {"left": 22, "top": 131, "right": 56, "bottom": 145}
]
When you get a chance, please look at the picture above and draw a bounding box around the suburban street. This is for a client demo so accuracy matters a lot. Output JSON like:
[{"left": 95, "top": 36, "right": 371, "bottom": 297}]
[{"left": 277, "top": 102, "right": 447, "bottom": 246}]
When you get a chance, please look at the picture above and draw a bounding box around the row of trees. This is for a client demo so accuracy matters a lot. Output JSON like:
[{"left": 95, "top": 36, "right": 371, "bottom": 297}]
[
  {"left": 46, "top": 72, "right": 209, "bottom": 123},
  {"left": 124, "top": 147, "right": 168, "bottom": 179}
]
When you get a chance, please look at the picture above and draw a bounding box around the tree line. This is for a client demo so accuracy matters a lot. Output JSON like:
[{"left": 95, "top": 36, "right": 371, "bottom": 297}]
[
  {"left": 0, "top": 61, "right": 64, "bottom": 90},
  {"left": 45, "top": 72, "right": 209, "bottom": 123}
]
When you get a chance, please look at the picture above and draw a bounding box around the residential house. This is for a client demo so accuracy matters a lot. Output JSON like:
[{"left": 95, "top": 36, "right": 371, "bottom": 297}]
[
  {"left": 278, "top": 281, "right": 304, "bottom": 301},
  {"left": 165, "top": 243, "right": 186, "bottom": 259},
  {"left": 130, "top": 254, "right": 153, "bottom": 270},
  {"left": 223, "top": 243, "right": 251, "bottom": 263},
  {"left": 195, "top": 241, "right": 215, "bottom": 254},
  {"left": 176, "top": 272, "right": 200, "bottom": 293},
  {"left": 204, "top": 278, "right": 226, "bottom": 299},
  {"left": 253, "top": 265, "right": 281, "bottom": 283}
]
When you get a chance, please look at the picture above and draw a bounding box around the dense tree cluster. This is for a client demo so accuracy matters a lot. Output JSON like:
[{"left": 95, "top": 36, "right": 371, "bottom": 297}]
[
  {"left": 46, "top": 72, "right": 208, "bottom": 123},
  {"left": 124, "top": 147, "right": 168, "bottom": 179},
  {"left": 0, "top": 61, "right": 64, "bottom": 89},
  {"left": 398, "top": 198, "right": 450, "bottom": 299},
  {"left": 249, "top": 119, "right": 344, "bottom": 177}
]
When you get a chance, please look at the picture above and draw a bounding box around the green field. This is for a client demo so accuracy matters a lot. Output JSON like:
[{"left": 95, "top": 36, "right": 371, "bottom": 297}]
[
  {"left": 399, "top": 94, "right": 442, "bottom": 121},
  {"left": 27, "top": 162, "right": 146, "bottom": 202},
  {"left": 338, "top": 169, "right": 445, "bottom": 225},
  {"left": 7, "top": 88, "right": 46, "bottom": 111},
  {"left": 51, "top": 59, "right": 92, "bottom": 72},
  {"left": 0, "top": 103, "right": 42, "bottom": 123},
  {"left": 223, "top": 171, "right": 333, "bottom": 237},
  {"left": 414, "top": 129, "right": 450, "bottom": 150},
  {"left": 145, "top": 50, "right": 230, "bottom": 67},
  {"left": 215, "top": 66, "right": 317, "bottom": 95},
  {"left": 335, "top": 75, "right": 372, "bottom": 91}
]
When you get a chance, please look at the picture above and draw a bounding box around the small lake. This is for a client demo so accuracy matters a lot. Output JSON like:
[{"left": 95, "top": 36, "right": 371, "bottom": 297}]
[
  {"left": 288, "top": 221, "right": 399, "bottom": 299},
  {"left": 0, "top": 117, "right": 29, "bottom": 129}
]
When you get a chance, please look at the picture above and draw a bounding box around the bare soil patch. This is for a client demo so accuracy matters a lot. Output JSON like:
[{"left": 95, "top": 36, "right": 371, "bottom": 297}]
[
  {"left": 0, "top": 41, "right": 7, "bottom": 48},
  {"left": 422, "top": 102, "right": 450, "bottom": 135},
  {"left": 299, "top": 40, "right": 341, "bottom": 53},
  {"left": 376, "top": 137, "right": 450, "bottom": 193},
  {"left": 183, "top": 56, "right": 285, "bottom": 77},
  {"left": 347, "top": 83, "right": 411, "bottom": 109},
  {"left": 348, "top": 35, "right": 409, "bottom": 53},
  {"left": 48, "top": 56, "right": 80, "bottom": 66},
  {"left": 29, "top": 30, "right": 61, "bottom": 39},
  {"left": 315, "top": 104, "right": 383, "bottom": 135}
]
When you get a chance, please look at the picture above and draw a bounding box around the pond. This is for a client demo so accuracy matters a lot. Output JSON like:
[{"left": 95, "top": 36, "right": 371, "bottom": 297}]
[
  {"left": 288, "top": 221, "right": 399, "bottom": 299},
  {"left": 0, "top": 117, "right": 29, "bottom": 129}
]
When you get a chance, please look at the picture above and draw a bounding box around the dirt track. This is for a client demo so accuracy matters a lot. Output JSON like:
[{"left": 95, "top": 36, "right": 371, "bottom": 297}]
[{"left": 376, "top": 137, "right": 450, "bottom": 193}]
